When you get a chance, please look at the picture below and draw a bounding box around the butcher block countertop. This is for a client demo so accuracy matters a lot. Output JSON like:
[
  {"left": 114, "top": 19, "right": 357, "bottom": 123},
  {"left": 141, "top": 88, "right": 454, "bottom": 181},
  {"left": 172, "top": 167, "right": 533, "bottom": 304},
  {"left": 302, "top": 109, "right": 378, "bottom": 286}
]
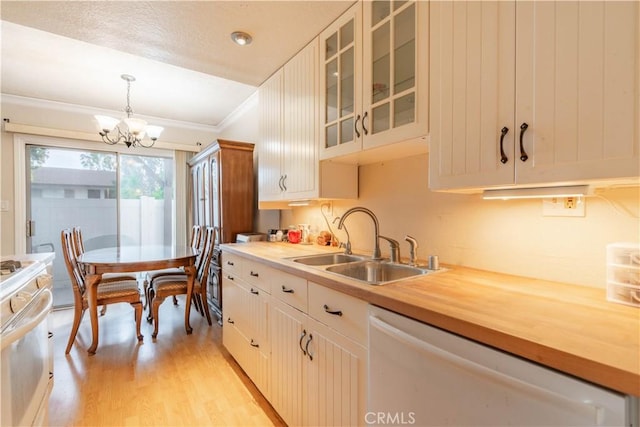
[{"left": 221, "top": 242, "right": 640, "bottom": 397}]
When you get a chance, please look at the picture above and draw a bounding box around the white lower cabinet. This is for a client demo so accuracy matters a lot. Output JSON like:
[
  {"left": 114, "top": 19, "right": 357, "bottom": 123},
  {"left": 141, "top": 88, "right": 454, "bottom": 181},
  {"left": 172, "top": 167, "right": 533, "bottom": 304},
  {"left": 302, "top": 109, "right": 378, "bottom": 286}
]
[
  {"left": 221, "top": 258, "right": 270, "bottom": 400},
  {"left": 222, "top": 250, "right": 368, "bottom": 427},
  {"left": 270, "top": 291, "right": 367, "bottom": 427}
]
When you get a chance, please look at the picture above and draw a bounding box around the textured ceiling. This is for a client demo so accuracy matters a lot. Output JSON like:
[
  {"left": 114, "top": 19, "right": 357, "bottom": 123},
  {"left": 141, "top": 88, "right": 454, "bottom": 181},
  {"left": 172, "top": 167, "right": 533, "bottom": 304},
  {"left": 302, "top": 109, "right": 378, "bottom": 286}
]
[{"left": 1, "top": 1, "right": 354, "bottom": 128}]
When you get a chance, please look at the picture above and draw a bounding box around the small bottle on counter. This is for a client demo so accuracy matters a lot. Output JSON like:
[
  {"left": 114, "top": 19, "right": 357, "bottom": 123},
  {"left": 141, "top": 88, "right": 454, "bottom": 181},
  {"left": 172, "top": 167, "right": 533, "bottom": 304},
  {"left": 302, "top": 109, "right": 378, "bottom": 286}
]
[{"left": 275, "top": 230, "right": 283, "bottom": 242}]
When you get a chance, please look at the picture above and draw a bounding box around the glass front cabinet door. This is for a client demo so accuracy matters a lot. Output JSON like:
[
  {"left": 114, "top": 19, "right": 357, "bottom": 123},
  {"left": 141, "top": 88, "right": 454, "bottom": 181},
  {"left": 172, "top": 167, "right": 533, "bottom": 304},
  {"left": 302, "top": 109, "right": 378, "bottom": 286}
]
[{"left": 320, "top": 0, "right": 428, "bottom": 160}]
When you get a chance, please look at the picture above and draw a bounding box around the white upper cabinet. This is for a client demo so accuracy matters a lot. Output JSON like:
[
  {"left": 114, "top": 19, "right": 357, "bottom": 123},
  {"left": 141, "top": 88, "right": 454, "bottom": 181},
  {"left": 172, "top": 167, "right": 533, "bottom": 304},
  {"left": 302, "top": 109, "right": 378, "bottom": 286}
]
[
  {"left": 429, "top": 1, "right": 640, "bottom": 191},
  {"left": 320, "top": 0, "right": 429, "bottom": 163},
  {"left": 259, "top": 39, "right": 358, "bottom": 206}
]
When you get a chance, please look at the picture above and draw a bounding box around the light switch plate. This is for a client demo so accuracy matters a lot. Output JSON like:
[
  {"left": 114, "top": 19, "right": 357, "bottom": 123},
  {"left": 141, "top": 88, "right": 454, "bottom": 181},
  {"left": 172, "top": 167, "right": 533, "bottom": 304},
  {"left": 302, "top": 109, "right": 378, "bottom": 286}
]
[{"left": 542, "top": 197, "right": 585, "bottom": 217}]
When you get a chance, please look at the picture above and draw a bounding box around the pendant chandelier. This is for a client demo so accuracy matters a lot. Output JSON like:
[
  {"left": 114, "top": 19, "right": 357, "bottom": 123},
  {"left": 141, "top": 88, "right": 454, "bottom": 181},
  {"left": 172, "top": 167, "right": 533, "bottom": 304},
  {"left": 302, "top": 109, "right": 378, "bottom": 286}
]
[{"left": 94, "top": 74, "right": 163, "bottom": 148}]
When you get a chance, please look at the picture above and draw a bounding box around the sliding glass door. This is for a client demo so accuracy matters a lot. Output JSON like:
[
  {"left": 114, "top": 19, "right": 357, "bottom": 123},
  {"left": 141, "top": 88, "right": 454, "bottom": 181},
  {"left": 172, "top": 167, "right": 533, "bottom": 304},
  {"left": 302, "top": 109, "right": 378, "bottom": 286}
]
[{"left": 26, "top": 145, "right": 174, "bottom": 308}]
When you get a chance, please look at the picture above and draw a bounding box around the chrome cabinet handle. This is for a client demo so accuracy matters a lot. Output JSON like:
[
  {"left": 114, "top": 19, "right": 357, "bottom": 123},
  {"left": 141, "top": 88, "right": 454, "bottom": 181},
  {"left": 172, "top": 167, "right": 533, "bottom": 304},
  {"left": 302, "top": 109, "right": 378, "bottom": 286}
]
[
  {"left": 226, "top": 275, "right": 234, "bottom": 280},
  {"left": 362, "top": 111, "right": 369, "bottom": 135},
  {"left": 250, "top": 288, "right": 259, "bottom": 295},
  {"left": 323, "top": 304, "right": 343, "bottom": 316},
  {"left": 354, "top": 114, "right": 361, "bottom": 138},
  {"left": 299, "top": 329, "right": 307, "bottom": 355},
  {"left": 519, "top": 123, "right": 529, "bottom": 162},
  {"left": 281, "top": 285, "right": 294, "bottom": 293},
  {"left": 226, "top": 260, "right": 234, "bottom": 266},
  {"left": 278, "top": 175, "right": 284, "bottom": 191},
  {"left": 227, "top": 317, "right": 234, "bottom": 324},
  {"left": 250, "top": 339, "right": 259, "bottom": 348},
  {"left": 499, "top": 127, "right": 509, "bottom": 164},
  {"left": 282, "top": 174, "right": 287, "bottom": 191},
  {"left": 250, "top": 271, "right": 259, "bottom": 277},
  {"left": 305, "top": 334, "right": 314, "bottom": 361}
]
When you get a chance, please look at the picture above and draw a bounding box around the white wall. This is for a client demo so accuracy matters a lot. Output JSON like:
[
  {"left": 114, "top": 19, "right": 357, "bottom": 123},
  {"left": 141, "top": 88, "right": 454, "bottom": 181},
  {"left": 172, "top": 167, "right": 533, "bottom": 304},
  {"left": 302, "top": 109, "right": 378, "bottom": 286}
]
[{"left": 282, "top": 154, "right": 640, "bottom": 288}]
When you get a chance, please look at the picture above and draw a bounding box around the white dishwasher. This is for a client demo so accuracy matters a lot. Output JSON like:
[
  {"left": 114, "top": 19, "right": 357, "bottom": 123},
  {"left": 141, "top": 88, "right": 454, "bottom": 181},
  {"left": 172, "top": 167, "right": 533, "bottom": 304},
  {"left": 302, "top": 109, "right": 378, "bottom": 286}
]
[{"left": 368, "top": 305, "right": 636, "bottom": 426}]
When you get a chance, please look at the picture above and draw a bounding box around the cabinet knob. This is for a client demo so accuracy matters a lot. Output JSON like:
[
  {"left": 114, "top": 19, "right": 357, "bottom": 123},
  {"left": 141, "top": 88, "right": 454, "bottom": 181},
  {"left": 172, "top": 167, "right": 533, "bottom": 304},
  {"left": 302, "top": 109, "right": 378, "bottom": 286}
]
[
  {"left": 519, "top": 123, "right": 529, "bottom": 162},
  {"left": 299, "top": 329, "right": 307, "bottom": 355},
  {"left": 281, "top": 285, "right": 294, "bottom": 294},
  {"left": 323, "top": 304, "right": 343, "bottom": 316},
  {"left": 362, "top": 111, "right": 369, "bottom": 136},
  {"left": 499, "top": 127, "right": 509, "bottom": 164}
]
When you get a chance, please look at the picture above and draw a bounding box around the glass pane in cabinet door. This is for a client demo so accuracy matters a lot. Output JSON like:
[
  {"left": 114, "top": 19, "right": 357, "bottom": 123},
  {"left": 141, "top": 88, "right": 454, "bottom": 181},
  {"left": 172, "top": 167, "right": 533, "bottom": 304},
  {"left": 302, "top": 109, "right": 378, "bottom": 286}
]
[
  {"left": 210, "top": 155, "right": 220, "bottom": 231},
  {"left": 340, "top": 19, "right": 354, "bottom": 49},
  {"left": 372, "top": 0, "right": 390, "bottom": 26},
  {"left": 372, "top": 103, "right": 390, "bottom": 134},
  {"left": 340, "top": 117, "right": 354, "bottom": 144},
  {"left": 340, "top": 47, "right": 355, "bottom": 116},
  {"left": 372, "top": 21, "right": 390, "bottom": 104},
  {"left": 394, "top": 93, "right": 415, "bottom": 127},
  {"left": 393, "top": 1, "right": 408, "bottom": 11},
  {"left": 326, "top": 59, "right": 338, "bottom": 123},
  {"left": 326, "top": 33, "right": 338, "bottom": 59},
  {"left": 326, "top": 124, "right": 338, "bottom": 148},
  {"left": 394, "top": 3, "right": 415, "bottom": 94}
]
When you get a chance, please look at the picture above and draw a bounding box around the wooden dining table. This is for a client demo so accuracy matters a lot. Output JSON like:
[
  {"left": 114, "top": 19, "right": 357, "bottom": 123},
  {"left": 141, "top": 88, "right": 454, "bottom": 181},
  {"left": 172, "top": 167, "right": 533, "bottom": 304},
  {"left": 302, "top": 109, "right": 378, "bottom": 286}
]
[{"left": 79, "top": 245, "right": 199, "bottom": 354}]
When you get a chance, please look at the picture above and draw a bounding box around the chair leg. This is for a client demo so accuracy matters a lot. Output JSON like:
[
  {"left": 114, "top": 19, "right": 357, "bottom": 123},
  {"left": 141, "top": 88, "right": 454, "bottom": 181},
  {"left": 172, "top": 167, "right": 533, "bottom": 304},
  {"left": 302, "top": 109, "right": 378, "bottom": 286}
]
[
  {"left": 151, "top": 295, "right": 166, "bottom": 339},
  {"left": 143, "top": 278, "right": 149, "bottom": 310},
  {"left": 200, "top": 290, "right": 212, "bottom": 326},
  {"left": 173, "top": 295, "right": 179, "bottom": 305},
  {"left": 100, "top": 304, "right": 107, "bottom": 316},
  {"left": 65, "top": 306, "right": 86, "bottom": 354},
  {"left": 146, "top": 288, "right": 155, "bottom": 323},
  {"left": 131, "top": 301, "right": 143, "bottom": 341}
]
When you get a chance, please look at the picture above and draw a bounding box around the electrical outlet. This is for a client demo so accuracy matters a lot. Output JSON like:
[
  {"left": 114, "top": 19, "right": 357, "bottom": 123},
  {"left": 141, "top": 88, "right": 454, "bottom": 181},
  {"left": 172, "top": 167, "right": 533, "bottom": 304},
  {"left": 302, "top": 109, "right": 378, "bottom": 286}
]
[
  {"left": 542, "top": 197, "right": 585, "bottom": 217},
  {"left": 564, "top": 197, "right": 576, "bottom": 209}
]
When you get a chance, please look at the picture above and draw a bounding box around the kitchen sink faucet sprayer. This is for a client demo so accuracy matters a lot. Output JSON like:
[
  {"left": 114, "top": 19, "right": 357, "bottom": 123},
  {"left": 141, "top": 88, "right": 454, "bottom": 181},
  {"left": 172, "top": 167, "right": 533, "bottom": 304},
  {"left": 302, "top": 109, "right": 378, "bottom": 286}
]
[
  {"left": 405, "top": 235, "right": 418, "bottom": 266},
  {"left": 337, "top": 207, "right": 382, "bottom": 260}
]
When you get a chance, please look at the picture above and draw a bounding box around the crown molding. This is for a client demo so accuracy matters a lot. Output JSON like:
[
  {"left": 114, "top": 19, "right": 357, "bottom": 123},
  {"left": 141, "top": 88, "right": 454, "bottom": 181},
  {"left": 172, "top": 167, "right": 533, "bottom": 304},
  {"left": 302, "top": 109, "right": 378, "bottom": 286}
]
[
  {"left": 216, "top": 90, "right": 259, "bottom": 133},
  {"left": 1, "top": 93, "right": 219, "bottom": 134}
]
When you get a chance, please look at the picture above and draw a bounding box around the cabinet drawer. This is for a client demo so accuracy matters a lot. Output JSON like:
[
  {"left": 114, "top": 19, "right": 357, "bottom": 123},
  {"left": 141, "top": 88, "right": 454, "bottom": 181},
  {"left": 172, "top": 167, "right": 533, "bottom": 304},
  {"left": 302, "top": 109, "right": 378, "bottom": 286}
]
[
  {"left": 270, "top": 269, "right": 308, "bottom": 312},
  {"left": 221, "top": 252, "right": 243, "bottom": 275},
  {"left": 243, "top": 259, "right": 273, "bottom": 293},
  {"left": 308, "top": 281, "right": 368, "bottom": 346}
]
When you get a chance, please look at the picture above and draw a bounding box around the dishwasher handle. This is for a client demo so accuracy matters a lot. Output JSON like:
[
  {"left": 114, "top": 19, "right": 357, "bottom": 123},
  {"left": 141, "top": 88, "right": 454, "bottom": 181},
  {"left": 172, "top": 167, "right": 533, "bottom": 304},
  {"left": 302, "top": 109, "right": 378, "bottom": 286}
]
[{"left": 369, "top": 315, "right": 607, "bottom": 423}]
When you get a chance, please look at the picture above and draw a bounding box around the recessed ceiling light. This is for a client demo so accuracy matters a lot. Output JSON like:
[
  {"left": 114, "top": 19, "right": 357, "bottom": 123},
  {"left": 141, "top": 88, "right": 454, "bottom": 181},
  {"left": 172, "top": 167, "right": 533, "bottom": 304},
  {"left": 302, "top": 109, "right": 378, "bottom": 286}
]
[{"left": 231, "top": 31, "right": 252, "bottom": 46}]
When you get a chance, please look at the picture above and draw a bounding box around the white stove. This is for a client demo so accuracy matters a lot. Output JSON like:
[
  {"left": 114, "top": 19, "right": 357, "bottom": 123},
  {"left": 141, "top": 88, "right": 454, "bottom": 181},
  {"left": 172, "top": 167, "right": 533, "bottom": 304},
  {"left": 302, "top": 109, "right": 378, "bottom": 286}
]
[{"left": 1, "top": 254, "right": 54, "bottom": 427}]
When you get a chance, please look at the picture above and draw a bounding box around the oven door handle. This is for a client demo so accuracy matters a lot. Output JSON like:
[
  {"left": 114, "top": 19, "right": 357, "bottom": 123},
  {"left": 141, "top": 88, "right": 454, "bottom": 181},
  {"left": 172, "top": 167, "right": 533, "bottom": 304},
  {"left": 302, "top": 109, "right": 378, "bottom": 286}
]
[{"left": 1, "top": 288, "right": 52, "bottom": 350}]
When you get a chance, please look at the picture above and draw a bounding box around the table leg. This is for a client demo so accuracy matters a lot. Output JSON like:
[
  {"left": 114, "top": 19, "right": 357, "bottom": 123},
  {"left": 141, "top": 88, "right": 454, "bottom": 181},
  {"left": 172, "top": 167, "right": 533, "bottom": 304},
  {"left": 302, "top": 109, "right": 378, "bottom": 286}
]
[
  {"left": 184, "top": 265, "right": 195, "bottom": 335},
  {"left": 86, "top": 274, "right": 102, "bottom": 354}
]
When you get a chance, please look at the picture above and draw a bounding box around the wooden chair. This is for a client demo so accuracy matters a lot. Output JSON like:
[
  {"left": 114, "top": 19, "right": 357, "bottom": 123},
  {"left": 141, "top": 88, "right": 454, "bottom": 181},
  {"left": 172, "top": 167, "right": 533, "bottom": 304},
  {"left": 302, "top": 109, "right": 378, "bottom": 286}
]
[
  {"left": 61, "top": 229, "right": 143, "bottom": 354},
  {"left": 143, "top": 225, "right": 203, "bottom": 309},
  {"left": 72, "top": 226, "right": 138, "bottom": 315},
  {"left": 147, "top": 226, "right": 216, "bottom": 338}
]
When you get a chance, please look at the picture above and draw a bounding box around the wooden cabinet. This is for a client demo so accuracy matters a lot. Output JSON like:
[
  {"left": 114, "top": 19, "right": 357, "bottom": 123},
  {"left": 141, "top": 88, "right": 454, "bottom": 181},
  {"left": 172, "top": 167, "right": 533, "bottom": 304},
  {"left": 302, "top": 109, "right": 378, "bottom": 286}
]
[
  {"left": 429, "top": 1, "right": 640, "bottom": 191},
  {"left": 259, "top": 39, "right": 358, "bottom": 206},
  {"left": 319, "top": 0, "right": 429, "bottom": 163},
  {"left": 189, "top": 139, "right": 254, "bottom": 320}
]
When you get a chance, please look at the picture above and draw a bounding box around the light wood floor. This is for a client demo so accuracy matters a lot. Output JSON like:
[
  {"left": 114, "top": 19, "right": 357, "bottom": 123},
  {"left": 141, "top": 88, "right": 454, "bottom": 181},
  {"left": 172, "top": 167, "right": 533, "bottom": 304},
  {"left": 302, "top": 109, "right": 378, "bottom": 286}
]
[{"left": 49, "top": 297, "right": 285, "bottom": 426}]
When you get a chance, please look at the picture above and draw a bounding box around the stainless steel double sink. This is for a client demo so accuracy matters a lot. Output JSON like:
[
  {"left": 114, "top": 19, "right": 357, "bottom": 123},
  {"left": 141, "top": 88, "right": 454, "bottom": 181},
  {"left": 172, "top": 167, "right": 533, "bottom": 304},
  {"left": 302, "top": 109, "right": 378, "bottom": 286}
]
[{"left": 288, "top": 252, "right": 431, "bottom": 285}]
